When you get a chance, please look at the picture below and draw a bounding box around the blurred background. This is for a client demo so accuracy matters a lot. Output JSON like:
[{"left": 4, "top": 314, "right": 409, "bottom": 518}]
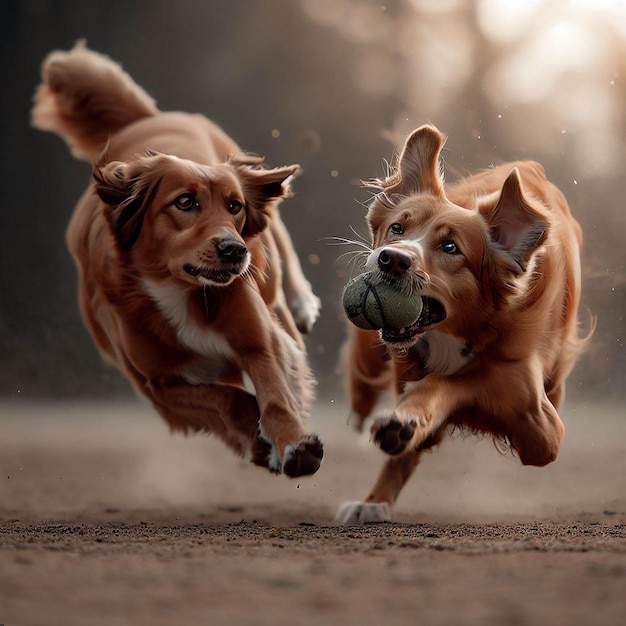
[{"left": 0, "top": 0, "right": 624, "bottom": 404}]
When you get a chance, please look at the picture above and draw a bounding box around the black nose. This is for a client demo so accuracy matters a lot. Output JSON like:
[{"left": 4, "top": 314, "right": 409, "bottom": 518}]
[
  {"left": 217, "top": 239, "right": 247, "bottom": 262},
  {"left": 378, "top": 248, "right": 412, "bottom": 277}
]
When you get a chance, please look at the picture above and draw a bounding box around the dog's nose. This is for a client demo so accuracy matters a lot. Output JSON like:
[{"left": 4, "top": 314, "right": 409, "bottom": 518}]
[
  {"left": 378, "top": 247, "right": 412, "bottom": 277},
  {"left": 217, "top": 239, "right": 247, "bottom": 261}
]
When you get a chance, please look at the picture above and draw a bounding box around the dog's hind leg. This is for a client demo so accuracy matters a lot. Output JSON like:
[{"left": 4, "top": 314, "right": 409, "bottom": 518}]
[
  {"left": 335, "top": 448, "right": 422, "bottom": 524},
  {"left": 269, "top": 213, "right": 320, "bottom": 334},
  {"left": 336, "top": 428, "right": 444, "bottom": 524},
  {"left": 147, "top": 380, "right": 267, "bottom": 463}
]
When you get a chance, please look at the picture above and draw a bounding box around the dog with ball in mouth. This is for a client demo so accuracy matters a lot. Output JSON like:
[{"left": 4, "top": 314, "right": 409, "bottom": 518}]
[{"left": 337, "top": 124, "right": 590, "bottom": 524}]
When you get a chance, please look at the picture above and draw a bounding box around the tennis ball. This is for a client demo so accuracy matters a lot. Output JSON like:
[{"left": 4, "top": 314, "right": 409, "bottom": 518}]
[{"left": 342, "top": 272, "right": 423, "bottom": 330}]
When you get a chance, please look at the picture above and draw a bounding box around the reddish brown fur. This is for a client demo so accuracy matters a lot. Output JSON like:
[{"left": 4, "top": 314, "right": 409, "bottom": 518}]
[
  {"left": 32, "top": 44, "right": 323, "bottom": 478},
  {"left": 343, "top": 125, "right": 590, "bottom": 517}
]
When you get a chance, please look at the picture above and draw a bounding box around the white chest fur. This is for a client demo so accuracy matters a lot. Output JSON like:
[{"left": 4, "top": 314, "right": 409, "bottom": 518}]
[
  {"left": 142, "top": 279, "right": 236, "bottom": 383},
  {"left": 421, "top": 331, "right": 472, "bottom": 376}
]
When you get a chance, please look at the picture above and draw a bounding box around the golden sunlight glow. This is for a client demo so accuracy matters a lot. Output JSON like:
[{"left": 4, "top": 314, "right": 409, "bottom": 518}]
[
  {"left": 477, "top": 0, "right": 544, "bottom": 43},
  {"left": 486, "top": 19, "right": 606, "bottom": 104},
  {"left": 570, "top": 0, "right": 626, "bottom": 14},
  {"left": 298, "top": 0, "right": 626, "bottom": 174}
]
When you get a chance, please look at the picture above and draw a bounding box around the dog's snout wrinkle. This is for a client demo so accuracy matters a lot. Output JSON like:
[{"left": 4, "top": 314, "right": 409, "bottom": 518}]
[{"left": 378, "top": 247, "right": 412, "bottom": 278}]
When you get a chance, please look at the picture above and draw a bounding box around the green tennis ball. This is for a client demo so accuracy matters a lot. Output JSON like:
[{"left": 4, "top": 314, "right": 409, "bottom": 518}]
[{"left": 342, "top": 272, "right": 423, "bottom": 330}]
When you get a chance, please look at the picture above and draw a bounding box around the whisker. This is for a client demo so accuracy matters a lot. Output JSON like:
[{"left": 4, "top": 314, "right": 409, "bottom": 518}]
[
  {"left": 347, "top": 254, "right": 368, "bottom": 277},
  {"left": 334, "top": 249, "right": 369, "bottom": 263},
  {"left": 241, "top": 265, "right": 266, "bottom": 287},
  {"left": 323, "top": 236, "right": 373, "bottom": 252},
  {"left": 348, "top": 253, "right": 367, "bottom": 277},
  {"left": 382, "top": 157, "right": 393, "bottom": 179},
  {"left": 348, "top": 224, "right": 371, "bottom": 245}
]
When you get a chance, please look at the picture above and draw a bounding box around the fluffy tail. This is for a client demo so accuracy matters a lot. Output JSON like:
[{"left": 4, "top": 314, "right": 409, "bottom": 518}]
[{"left": 31, "top": 41, "right": 159, "bottom": 162}]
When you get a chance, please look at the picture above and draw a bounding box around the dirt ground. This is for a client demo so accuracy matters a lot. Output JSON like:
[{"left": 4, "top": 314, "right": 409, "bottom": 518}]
[{"left": 1, "top": 399, "right": 625, "bottom": 625}]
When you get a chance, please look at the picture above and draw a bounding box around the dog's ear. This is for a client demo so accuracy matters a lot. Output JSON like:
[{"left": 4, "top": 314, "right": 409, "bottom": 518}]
[
  {"left": 380, "top": 125, "right": 445, "bottom": 198},
  {"left": 93, "top": 153, "right": 162, "bottom": 250},
  {"left": 486, "top": 168, "right": 548, "bottom": 275},
  {"left": 230, "top": 154, "right": 301, "bottom": 237}
]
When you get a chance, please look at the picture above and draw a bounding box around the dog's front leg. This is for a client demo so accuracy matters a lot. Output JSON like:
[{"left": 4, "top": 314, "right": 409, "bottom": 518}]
[
  {"left": 241, "top": 337, "right": 323, "bottom": 477},
  {"left": 345, "top": 326, "right": 393, "bottom": 433},
  {"left": 370, "top": 374, "right": 457, "bottom": 455},
  {"left": 371, "top": 361, "right": 565, "bottom": 465},
  {"left": 224, "top": 288, "right": 323, "bottom": 478}
]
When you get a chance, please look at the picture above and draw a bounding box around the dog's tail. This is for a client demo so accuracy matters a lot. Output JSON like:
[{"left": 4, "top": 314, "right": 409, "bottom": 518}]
[{"left": 31, "top": 41, "right": 159, "bottom": 162}]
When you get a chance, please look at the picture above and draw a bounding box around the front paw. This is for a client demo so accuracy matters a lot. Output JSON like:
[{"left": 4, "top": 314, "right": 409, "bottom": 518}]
[
  {"left": 283, "top": 433, "right": 324, "bottom": 478},
  {"left": 252, "top": 429, "right": 282, "bottom": 474},
  {"left": 371, "top": 415, "right": 416, "bottom": 455}
]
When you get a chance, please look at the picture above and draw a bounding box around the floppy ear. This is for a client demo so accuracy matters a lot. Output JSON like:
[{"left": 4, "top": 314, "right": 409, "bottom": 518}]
[
  {"left": 378, "top": 124, "right": 445, "bottom": 198},
  {"left": 93, "top": 153, "right": 162, "bottom": 250},
  {"left": 230, "top": 154, "right": 301, "bottom": 237},
  {"left": 485, "top": 168, "right": 548, "bottom": 275}
]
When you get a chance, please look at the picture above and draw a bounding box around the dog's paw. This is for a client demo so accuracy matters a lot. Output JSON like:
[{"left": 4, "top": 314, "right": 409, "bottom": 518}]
[
  {"left": 283, "top": 434, "right": 324, "bottom": 478},
  {"left": 371, "top": 416, "right": 416, "bottom": 455},
  {"left": 290, "top": 292, "right": 321, "bottom": 334},
  {"left": 335, "top": 501, "right": 391, "bottom": 525},
  {"left": 252, "top": 429, "right": 282, "bottom": 474}
]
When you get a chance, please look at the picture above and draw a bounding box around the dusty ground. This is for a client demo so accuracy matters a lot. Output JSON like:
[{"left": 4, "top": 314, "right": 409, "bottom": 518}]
[{"left": 1, "top": 399, "right": 625, "bottom": 625}]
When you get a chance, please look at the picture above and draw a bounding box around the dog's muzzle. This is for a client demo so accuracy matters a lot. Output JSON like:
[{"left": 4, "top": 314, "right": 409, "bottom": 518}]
[{"left": 183, "top": 238, "right": 249, "bottom": 284}]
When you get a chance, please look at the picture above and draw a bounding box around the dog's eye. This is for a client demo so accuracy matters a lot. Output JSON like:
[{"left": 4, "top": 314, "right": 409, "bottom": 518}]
[
  {"left": 174, "top": 194, "right": 198, "bottom": 211},
  {"left": 441, "top": 240, "right": 460, "bottom": 255},
  {"left": 390, "top": 223, "right": 404, "bottom": 235},
  {"left": 228, "top": 200, "right": 244, "bottom": 215}
]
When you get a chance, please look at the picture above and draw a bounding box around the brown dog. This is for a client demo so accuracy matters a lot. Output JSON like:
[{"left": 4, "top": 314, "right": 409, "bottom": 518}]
[
  {"left": 32, "top": 43, "right": 323, "bottom": 478},
  {"left": 337, "top": 124, "right": 590, "bottom": 523}
]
